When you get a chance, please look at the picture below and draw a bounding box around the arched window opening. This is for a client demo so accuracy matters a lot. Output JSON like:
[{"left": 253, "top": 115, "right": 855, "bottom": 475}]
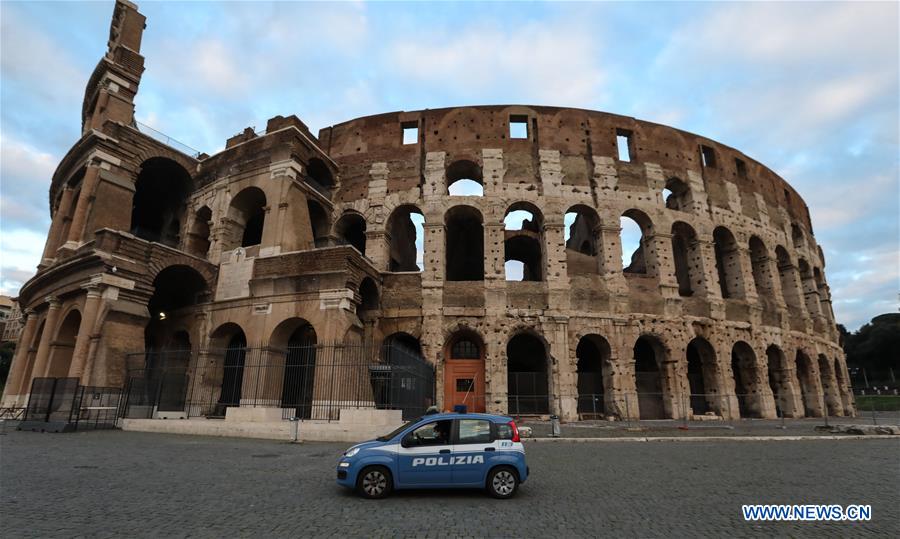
[
  {"left": 445, "top": 206, "right": 484, "bottom": 281},
  {"left": 663, "top": 177, "right": 691, "bottom": 211},
  {"left": 307, "top": 200, "right": 331, "bottom": 248},
  {"left": 306, "top": 158, "right": 334, "bottom": 196},
  {"left": 224, "top": 187, "right": 266, "bottom": 251},
  {"left": 130, "top": 158, "right": 193, "bottom": 247},
  {"left": 749, "top": 236, "right": 773, "bottom": 297},
  {"left": 791, "top": 223, "right": 804, "bottom": 249},
  {"left": 387, "top": 205, "right": 425, "bottom": 272},
  {"left": 507, "top": 333, "right": 550, "bottom": 415},
  {"left": 358, "top": 278, "right": 379, "bottom": 314},
  {"left": 576, "top": 335, "right": 610, "bottom": 418},
  {"left": 634, "top": 335, "right": 666, "bottom": 419},
  {"left": 281, "top": 322, "right": 317, "bottom": 419},
  {"left": 713, "top": 226, "right": 744, "bottom": 299},
  {"left": 186, "top": 206, "right": 212, "bottom": 258},
  {"left": 671, "top": 222, "right": 701, "bottom": 297},
  {"left": 451, "top": 338, "right": 481, "bottom": 360},
  {"left": 795, "top": 350, "right": 819, "bottom": 417},
  {"left": 565, "top": 205, "right": 602, "bottom": 275},
  {"left": 731, "top": 341, "right": 762, "bottom": 418},
  {"left": 334, "top": 212, "right": 367, "bottom": 254},
  {"left": 504, "top": 203, "right": 544, "bottom": 282},
  {"left": 686, "top": 337, "right": 716, "bottom": 416},
  {"left": 47, "top": 310, "right": 81, "bottom": 378},
  {"left": 208, "top": 324, "right": 247, "bottom": 415},
  {"left": 766, "top": 345, "right": 795, "bottom": 418},
  {"left": 776, "top": 246, "right": 802, "bottom": 312},
  {"left": 621, "top": 210, "right": 653, "bottom": 275},
  {"left": 817, "top": 354, "right": 841, "bottom": 416},
  {"left": 145, "top": 265, "right": 208, "bottom": 358},
  {"left": 447, "top": 159, "right": 483, "bottom": 196}
]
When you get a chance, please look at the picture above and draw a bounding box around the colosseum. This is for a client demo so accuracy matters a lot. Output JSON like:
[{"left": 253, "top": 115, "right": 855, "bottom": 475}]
[{"left": 3, "top": 0, "right": 854, "bottom": 425}]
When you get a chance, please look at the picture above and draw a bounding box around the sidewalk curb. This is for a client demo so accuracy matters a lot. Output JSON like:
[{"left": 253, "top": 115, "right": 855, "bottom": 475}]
[{"left": 523, "top": 435, "right": 899, "bottom": 443}]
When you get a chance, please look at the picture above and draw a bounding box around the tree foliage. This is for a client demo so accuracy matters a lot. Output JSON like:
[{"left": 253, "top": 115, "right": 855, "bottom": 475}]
[{"left": 843, "top": 313, "right": 900, "bottom": 371}]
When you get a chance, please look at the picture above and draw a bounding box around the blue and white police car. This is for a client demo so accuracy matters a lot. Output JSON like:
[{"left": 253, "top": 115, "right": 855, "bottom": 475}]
[{"left": 336, "top": 412, "right": 528, "bottom": 499}]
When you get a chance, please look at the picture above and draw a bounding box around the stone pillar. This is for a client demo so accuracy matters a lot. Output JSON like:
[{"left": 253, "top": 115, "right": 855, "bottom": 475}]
[
  {"left": 42, "top": 187, "right": 76, "bottom": 263},
  {"left": 483, "top": 219, "right": 506, "bottom": 311},
  {"left": 31, "top": 298, "right": 61, "bottom": 379},
  {"left": 64, "top": 165, "right": 102, "bottom": 247},
  {"left": 543, "top": 217, "right": 570, "bottom": 313},
  {"left": 818, "top": 357, "right": 843, "bottom": 417},
  {"left": 1, "top": 310, "right": 38, "bottom": 406},
  {"left": 697, "top": 238, "right": 725, "bottom": 319},
  {"left": 649, "top": 231, "right": 682, "bottom": 316},
  {"left": 365, "top": 229, "right": 391, "bottom": 271},
  {"left": 597, "top": 224, "right": 629, "bottom": 313},
  {"left": 545, "top": 317, "right": 574, "bottom": 421},
  {"left": 68, "top": 285, "right": 103, "bottom": 381}
]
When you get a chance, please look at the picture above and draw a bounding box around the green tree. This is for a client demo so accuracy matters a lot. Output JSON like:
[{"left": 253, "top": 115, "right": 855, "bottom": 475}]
[{"left": 843, "top": 313, "right": 900, "bottom": 374}]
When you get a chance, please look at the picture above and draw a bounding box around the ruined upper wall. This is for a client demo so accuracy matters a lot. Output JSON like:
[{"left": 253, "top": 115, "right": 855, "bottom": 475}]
[{"left": 318, "top": 105, "right": 814, "bottom": 232}]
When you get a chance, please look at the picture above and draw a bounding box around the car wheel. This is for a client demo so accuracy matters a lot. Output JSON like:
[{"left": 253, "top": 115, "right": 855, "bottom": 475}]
[
  {"left": 486, "top": 466, "right": 519, "bottom": 499},
  {"left": 356, "top": 466, "right": 393, "bottom": 499}
]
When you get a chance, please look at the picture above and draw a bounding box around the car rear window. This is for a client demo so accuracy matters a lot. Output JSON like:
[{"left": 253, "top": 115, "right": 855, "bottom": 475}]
[
  {"left": 495, "top": 423, "right": 514, "bottom": 440},
  {"left": 458, "top": 419, "right": 492, "bottom": 443}
]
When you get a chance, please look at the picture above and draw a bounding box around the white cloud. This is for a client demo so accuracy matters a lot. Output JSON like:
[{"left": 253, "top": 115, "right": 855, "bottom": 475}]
[{"left": 386, "top": 21, "right": 606, "bottom": 107}]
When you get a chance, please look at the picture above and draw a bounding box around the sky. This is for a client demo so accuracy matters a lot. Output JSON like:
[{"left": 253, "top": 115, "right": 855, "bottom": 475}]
[{"left": 0, "top": 1, "right": 897, "bottom": 331}]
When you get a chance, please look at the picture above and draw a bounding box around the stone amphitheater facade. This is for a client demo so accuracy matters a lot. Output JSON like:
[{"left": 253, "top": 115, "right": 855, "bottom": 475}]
[{"left": 2, "top": 0, "right": 853, "bottom": 421}]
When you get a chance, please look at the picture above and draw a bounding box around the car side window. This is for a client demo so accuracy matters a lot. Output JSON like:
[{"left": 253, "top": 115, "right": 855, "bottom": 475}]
[
  {"left": 458, "top": 419, "right": 492, "bottom": 444},
  {"left": 495, "top": 423, "right": 514, "bottom": 440},
  {"left": 402, "top": 420, "right": 452, "bottom": 447}
]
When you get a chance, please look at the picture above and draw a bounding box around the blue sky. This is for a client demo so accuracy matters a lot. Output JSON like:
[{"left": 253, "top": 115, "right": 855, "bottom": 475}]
[{"left": 1, "top": 1, "right": 897, "bottom": 331}]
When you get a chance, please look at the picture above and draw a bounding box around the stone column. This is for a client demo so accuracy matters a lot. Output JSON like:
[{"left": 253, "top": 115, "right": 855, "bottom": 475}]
[
  {"left": 648, "top": 231, "right": 682, "bottom": 316},
  {"left": 31, "top": 298, "right": 61, "bottom": 379},
  {"left": 1, "top": 310, "right": 37, "bottom": 405},
  {"left": 597, "top": 224, "right": 629, "bottom": 313},
  {"left": 818, "top": 357, "right": 843, "bottom": 417},
  {"left": 41, "top": 187, "right": 76, "bottom": 263},
  {"left": 697, "top": 238, "right": 725, "bottom": 319},
  {"left": 64, "top": 165, "right": 102, "bottom": 247},
  {"left": 68, "top": 285, "right": 103, "bottom": 380}
]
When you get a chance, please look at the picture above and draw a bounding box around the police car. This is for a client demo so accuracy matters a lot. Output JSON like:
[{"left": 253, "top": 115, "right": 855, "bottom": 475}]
[{"left": 336, "top": 412, "right": 528, "bottom": 499}]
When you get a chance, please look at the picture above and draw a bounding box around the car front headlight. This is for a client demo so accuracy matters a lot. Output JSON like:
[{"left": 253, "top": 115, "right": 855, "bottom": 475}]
[{"left": 344, "top": 447, "right": 360, "bottom": 458}]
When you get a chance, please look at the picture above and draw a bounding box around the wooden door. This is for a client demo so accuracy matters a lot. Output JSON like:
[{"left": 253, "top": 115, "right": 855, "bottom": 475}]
[{"left": 444, "top": 359, "right": 485, "bottom": 413}]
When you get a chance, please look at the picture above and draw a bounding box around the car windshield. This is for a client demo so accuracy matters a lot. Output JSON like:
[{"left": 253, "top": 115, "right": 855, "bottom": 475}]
[{"left": 376, "top": 419, "right": 418, "bottom": 442}]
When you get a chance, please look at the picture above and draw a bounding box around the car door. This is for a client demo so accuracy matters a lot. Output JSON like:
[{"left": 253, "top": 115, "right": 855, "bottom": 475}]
[
  {"left": 396, "top": 419, "right": 454, "bottom": 487},
  {"left": 450, "top": 418, "right": 495, "bottom": 486}
]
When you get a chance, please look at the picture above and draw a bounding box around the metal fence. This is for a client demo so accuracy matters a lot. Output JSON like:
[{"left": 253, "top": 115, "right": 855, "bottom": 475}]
[
  {"left": 508, "top": 372, "right": 550, "bottom": 415},
  {"left": 22, "top": 377, "right": 121, "bottom": 431},
  {"left": 122, "top": 342, "right": 435, "bottom": 421}
]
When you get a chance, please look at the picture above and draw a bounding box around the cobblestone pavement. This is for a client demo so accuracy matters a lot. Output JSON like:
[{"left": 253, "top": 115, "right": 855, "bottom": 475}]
[
  {"left": 521, "top": 415, "right": 900, "bottom": 438},
  {"left": 1, "top": 430, "right": 897, "bottom": 538}
]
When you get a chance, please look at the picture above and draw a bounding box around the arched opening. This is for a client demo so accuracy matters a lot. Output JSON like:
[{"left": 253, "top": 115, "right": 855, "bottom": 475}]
[
  {"left": 686, "top": 337, "right": 717, "bottom": 416},
  {"left": 144, "top": 265, "right": 207, "bottom": 352},
  {"left": 444, "top": 330, "right": 485, "bottom": 413},
  {"left": 731, "top": 341, "right": 762, "bottom": 418},
  {"left": 210, "top": 324, "right": 247, "bottom": 415},
  {"left": 621, "top": 210, "right": 653, "bottom": 275},
  {"left": 791, "top": 223, "right": 804, "bottom": 249},
  {"left": 445, "top": 205, "right": 484, "bottom": 281},
  {"left": 633, "top": 335, "right": 666, "bottom": 419},
  {"left": 748, "top": 236, "right": 773, "bottom": 296},
  {"left": 307, "top": 200, "right": 331, "bottom": 248},
  {"left": 447, "top": 159, "right": 483, "bottom": 196},
  {"left": 381, "top": 333, "right": 428, "bottom": 419},
  {"left": 281, "top": 322, "right": 317, "bottom": 419},
  {"left": 305, "top": 158, "right": 334, "bottom": 196},
  {"left": 818, "top": 353, "right": 841, "bottom": 416},
  {"left": 776, "top": 246, "right": 803, "bottom": 313},
  {"left": 564, "top": 205, "right": 602, "bottom": 275},
  {"left": 713, "top": 226, "right": 744, "bottom": 299},
  {"left": 798, "top": 259, "right": 822, "bottom": 320},
  {"left": 52, "top": 169, "right": 84, "bottom": 250},
  {"left": 813, "top": 268, "right": 833, "bottom": 324},
  {"left": 663, "top": 177, "right": 691, "bottom": 211},
  {"left": 766, "top": 345, "right": 796, "bottom": 418},
  {"left": 186, "top": 206, "right": 212, "bottom": 258},
  {"left": 155, "top": 330, "right": 191, "bottom": 412},
  {"left": 130, "top": 157, "right": 193, "bottom": 247},
  {"left": 223, "top": 187, "right": 266, "bottom": 251},
  {"left": 334, "top": 212, "right": 367, "bottom": 254},
  {"left": 47, "top": 310, "right": 81, "bottom": 378},
  {"left": 507, "top": 332, "right": 549, "bottom": 415},
  {"left": 795, "top": 350, "right": 819, "bottom": 417},
  {"left": 357, "top": 278, "right": 379, "bottom": 317},
  {"left": 671, "top": 222, "right": 702, "bottom": 297},
  {"left": 504, "top": 203, "right": 544, "bottom": 281},
  {"left": 576, "top": 335, "right": 610, "bottom": 418},
  {"left": 387, "top": 205, "right": 425, "bottom": 272}
]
